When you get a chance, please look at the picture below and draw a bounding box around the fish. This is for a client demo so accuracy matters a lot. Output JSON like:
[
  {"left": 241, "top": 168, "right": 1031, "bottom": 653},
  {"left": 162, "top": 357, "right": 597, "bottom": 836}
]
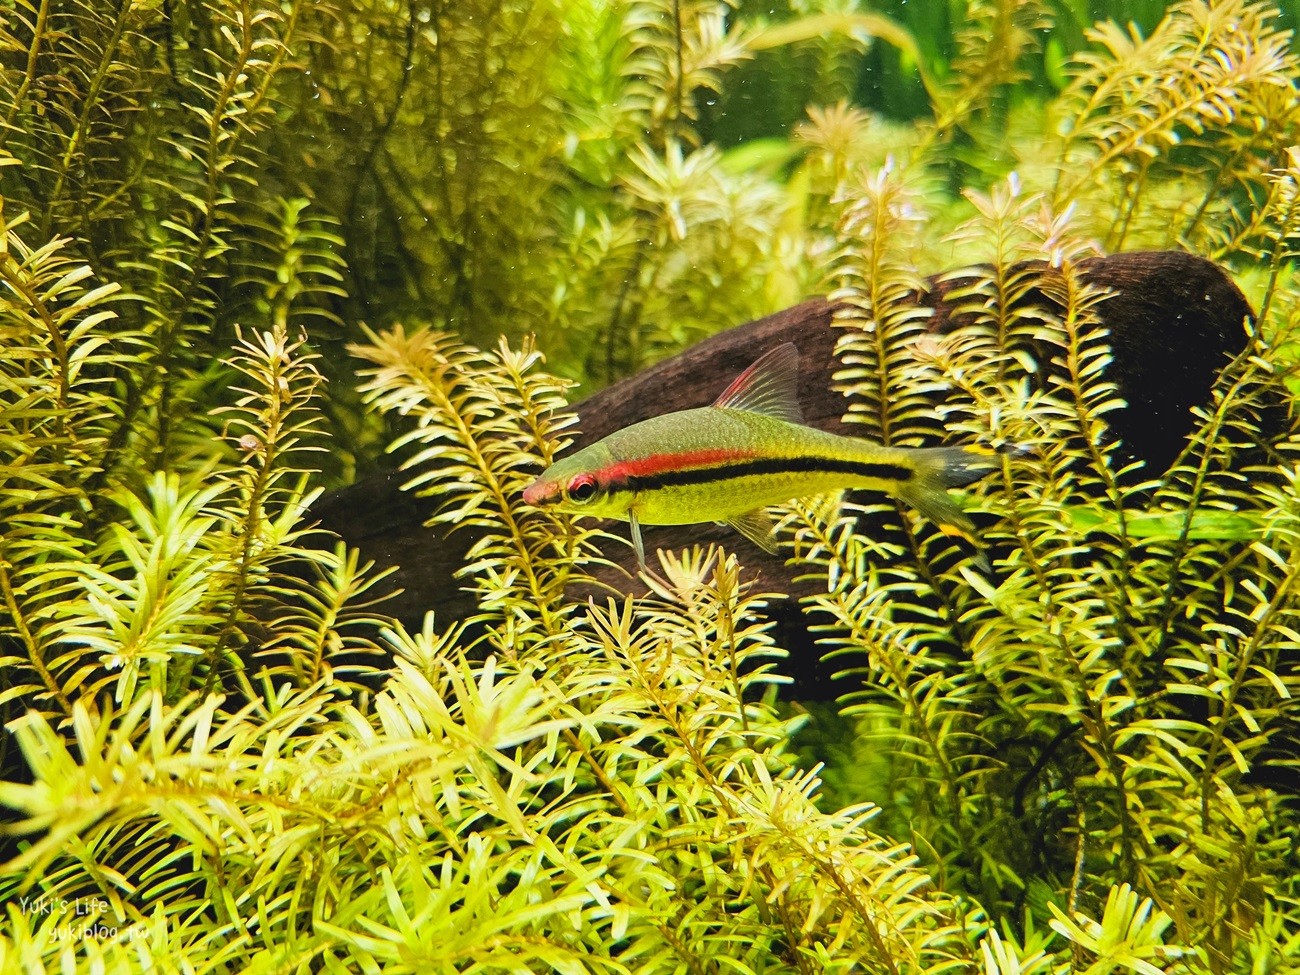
[{"left": 522, "top": 342, "right": 1013, "bottom": 569}]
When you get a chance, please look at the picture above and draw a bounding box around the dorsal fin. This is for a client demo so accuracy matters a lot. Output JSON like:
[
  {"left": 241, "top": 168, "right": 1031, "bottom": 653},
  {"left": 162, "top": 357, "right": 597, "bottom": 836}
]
[{"left": 712, "top": 343, "right": 804, "bottom": 423}]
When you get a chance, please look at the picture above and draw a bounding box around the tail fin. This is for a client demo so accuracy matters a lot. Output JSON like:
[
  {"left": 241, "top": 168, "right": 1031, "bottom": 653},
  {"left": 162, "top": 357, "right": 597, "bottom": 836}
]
[{"left": 894, "top": 444, "right": 1015, "bottom": 543}]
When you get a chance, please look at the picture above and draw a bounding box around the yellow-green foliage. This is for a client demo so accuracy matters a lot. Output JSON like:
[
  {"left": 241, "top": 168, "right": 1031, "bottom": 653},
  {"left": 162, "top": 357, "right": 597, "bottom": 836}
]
[
  {"left": 790, "top": 163, "right": 1300, "bottom": 963},
  {"left": 3, "top": 0, "right": 1300, "bottom": 972}
]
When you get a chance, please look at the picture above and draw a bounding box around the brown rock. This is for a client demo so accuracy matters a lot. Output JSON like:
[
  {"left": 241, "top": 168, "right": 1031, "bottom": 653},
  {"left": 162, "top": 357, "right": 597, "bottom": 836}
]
[{"left": 310, "top": 251, "right": 1254, "bottom": 696}]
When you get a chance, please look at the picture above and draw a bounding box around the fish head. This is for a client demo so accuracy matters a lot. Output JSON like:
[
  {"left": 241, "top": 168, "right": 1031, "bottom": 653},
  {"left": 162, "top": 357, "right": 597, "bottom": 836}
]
[{"left": 522, "top": 443, "right": 631, "bottom": 520}]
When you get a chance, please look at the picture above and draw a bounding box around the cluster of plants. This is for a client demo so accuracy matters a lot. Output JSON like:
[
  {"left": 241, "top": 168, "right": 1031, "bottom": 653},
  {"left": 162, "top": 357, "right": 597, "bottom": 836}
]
[{"left": 3, "top": 0, "right": 1300, "bottom": 971}]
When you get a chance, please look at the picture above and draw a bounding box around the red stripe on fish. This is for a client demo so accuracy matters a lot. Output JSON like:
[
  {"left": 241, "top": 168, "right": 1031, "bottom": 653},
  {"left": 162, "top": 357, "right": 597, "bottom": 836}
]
[{"left": 599, "top": 447, "right": 760, "bottom": 486}]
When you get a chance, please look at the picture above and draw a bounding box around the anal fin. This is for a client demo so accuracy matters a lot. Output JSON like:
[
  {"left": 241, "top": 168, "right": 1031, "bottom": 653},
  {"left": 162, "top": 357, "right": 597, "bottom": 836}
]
[{"left": 727, "top": 508, "right": 779, "bottom": 555}]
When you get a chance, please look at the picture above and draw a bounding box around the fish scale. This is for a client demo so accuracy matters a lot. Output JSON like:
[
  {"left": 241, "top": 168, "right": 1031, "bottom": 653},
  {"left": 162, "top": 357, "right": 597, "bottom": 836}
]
[{"left": 593, "top": 407, "right": 918, "bottom": 524}]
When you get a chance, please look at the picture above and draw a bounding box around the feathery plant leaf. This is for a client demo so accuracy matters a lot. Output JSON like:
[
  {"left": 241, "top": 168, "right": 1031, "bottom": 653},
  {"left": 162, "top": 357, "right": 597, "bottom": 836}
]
[
  {"left": 5, "top": 0, "right": 1300, "bottom": 970},
  {"left": 831, "top": 162, "right": 936, "bottom": 448},
  {"left": 0, "top": 0, "right": 311, "bottom": 477},
  {"left": 1, "top": 189, "right": 131, "bottom": 724},
  {"left": 790, "top": 150, "right": 1300, "bottom": 950},
  {"left": 1052, "top": 0, "right": 1300, "bottom": 250},
  {"left": 924, "top": 0, "right": 1050, "bottom": 152},
  {"left": 623, "top": 0, "right": 752, "bottom": 148},
  {"left": 351, "top": 329, "right": 592, "bottom": 653},
  {"left": 1048, "top": 884, "right": 1187, "bottom": 975}
]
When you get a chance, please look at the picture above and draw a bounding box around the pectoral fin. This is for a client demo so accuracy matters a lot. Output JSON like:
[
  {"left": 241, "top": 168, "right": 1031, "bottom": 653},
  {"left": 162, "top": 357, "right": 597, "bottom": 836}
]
[
  {"left": 726, "top": 508, "right": 779, "bottom": 554},
  {"left": 629, "top": 510, "right": 647, "bottom": 570}
]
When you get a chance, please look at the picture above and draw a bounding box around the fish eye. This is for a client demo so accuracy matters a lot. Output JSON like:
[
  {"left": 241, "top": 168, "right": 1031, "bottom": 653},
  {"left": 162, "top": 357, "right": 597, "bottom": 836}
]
[{"left": 566, "top": 474, "right": 599, "bottom": 504}]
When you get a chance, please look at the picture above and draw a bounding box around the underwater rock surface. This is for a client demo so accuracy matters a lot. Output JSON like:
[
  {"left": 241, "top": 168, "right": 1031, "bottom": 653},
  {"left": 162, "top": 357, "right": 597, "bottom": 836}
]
[{"left": 312, "top": 250, "right": 1254, "bottom": 696}]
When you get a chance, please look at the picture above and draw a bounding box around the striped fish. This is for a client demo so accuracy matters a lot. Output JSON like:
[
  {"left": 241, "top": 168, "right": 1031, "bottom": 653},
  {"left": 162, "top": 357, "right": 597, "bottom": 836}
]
[{"left": 523, "top": 343, "right": 1011, "bottom": 568}]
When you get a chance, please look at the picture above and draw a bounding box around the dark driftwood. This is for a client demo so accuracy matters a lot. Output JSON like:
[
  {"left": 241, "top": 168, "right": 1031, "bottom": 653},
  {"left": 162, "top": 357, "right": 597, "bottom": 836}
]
[{"left": 311, "top": 251, "right": 1253, "bottom": 696}]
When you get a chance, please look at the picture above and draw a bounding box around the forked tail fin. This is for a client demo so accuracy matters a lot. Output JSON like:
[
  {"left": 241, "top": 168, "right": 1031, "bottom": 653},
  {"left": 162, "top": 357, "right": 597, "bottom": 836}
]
[{"left": 894, "top": 444, "right": 1022, "bottom": 545}]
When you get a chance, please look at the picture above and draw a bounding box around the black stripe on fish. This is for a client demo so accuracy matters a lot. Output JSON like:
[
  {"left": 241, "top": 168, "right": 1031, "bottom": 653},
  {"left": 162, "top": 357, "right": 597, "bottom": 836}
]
[{"left": 610, "top": 455, "right": 916, "bottom": 493}]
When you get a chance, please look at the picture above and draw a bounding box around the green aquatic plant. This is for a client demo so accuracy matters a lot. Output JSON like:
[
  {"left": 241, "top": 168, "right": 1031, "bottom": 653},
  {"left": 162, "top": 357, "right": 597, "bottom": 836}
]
[
  {"left": 0, "top": 275, "right": 983, "bottom": 967},
  {"left": 0, "top": 0, "right": 316, "bottom": 475},
  {"left": 923, "top": 0, "right": 1050, "bottom": 152},
  {"left": 276, "top": 0, "right": 785, "bottom": 386},
  {"left": 3, "top": 0, "right": 1300, "bottom": 971},
  {"left": 0, "top": 191, "right": 387, "bottom": 719},
  {"left": 787, "top": 69, "right": 1300, "bottom": 953},
  {"left": 1051, "top": 0, "right": 1300, "bottom": 251}
]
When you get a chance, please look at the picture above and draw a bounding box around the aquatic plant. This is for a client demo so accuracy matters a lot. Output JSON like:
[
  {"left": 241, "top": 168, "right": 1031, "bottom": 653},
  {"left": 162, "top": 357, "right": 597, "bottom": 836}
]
[
  {"left": 2, "top": 0, "right": 1300, "bottom": 971},
  {"left": 791, "top": 163, "right": 1300, "bottom": 962}
]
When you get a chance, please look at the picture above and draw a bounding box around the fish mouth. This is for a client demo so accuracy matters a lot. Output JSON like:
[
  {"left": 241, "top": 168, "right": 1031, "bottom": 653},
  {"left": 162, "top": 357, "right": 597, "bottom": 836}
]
[{"left": 522, "top": 479, "right": 552, "bottom": 506}]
